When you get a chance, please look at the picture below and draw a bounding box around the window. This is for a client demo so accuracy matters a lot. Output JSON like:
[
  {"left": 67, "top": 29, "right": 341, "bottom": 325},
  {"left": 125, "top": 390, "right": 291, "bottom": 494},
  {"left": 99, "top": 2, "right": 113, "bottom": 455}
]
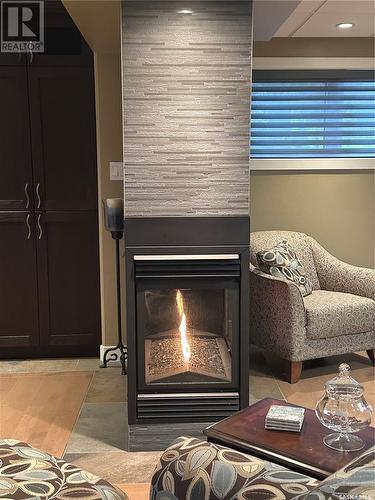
[{"left": 250, "top": 70, "right": 375, "bottom": 159}]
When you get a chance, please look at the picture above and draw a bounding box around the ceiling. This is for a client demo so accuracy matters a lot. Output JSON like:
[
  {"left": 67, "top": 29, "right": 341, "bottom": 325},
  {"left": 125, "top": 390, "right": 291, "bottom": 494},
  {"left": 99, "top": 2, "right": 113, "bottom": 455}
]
[
  {"left": 253, "top": 0, "right": 302, "bottom": 41},
  {"left": 64, "top": 0, "right": 375, "bottom": 53},
  {"left": 254, "top": 0, "right": 375, "bottom": 40}
]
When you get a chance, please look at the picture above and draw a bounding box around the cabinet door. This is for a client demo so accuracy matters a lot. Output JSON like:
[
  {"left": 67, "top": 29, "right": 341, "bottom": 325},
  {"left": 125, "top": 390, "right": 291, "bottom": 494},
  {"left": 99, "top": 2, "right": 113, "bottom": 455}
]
[
  {"left": 0, "top": 53, "right": 27, "bottom": 66},
  {"left": 36, "top": 211, "right": 101, "bottom": 349},
  {"left": 0, "top": 212, "right": 39, "bottom": 348},
  {"left": 29, "top": 0, "right": 93, "bottom": 67},
  {"left": 0, "top": 67, "right": 33, "bottom": 210},
  {"left": 28, "top": 66, "right": 98, "bottom": 210}
]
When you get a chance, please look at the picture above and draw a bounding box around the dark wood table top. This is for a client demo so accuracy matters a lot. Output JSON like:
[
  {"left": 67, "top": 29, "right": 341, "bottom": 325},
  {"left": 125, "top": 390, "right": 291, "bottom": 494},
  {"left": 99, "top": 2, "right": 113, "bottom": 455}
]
[{"left": 204, "top": 398, "right": 375, "bottom": 480}]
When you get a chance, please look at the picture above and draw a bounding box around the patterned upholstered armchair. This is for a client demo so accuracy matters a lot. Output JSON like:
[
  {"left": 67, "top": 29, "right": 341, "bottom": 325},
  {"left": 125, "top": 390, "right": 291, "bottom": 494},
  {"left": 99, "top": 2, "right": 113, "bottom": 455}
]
[{"left": 250, "top": 231, "right": 375, "bottom": 383}]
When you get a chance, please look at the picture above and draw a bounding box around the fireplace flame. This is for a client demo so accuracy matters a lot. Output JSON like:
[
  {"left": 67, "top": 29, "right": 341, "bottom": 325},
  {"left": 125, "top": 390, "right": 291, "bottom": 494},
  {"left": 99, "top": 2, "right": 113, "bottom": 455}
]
[{"left": 176, "top": 290, "right": 191, "bottom": 362}]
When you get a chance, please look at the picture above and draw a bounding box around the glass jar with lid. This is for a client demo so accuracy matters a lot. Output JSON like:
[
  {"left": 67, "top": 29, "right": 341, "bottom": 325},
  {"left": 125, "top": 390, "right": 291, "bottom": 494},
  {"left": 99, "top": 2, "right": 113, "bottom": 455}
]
[{"left": 315, "top": 363, "right": 373, "bottom": 451}]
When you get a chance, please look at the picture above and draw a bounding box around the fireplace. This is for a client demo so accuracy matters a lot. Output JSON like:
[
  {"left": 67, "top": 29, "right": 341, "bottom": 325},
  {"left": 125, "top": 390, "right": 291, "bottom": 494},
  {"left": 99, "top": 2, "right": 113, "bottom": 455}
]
[
  {"left": 121, "top": 0, "right": 252, "bottom": 449},
  {"left": 124, "top": 219, "right": 250, "bottom": 437},
  {"left": 136, "top": 256, "right": 239, "bottom": 390}
]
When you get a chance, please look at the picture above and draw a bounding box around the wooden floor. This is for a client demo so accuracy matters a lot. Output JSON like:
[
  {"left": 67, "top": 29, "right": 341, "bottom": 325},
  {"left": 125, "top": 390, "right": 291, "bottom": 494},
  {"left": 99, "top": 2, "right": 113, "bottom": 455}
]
[
  {"left": 117, "top": 483, "right": 150, "bottom": 500},
  {"left": 0, "top": 371, "right": 92, "bottom": 457}
]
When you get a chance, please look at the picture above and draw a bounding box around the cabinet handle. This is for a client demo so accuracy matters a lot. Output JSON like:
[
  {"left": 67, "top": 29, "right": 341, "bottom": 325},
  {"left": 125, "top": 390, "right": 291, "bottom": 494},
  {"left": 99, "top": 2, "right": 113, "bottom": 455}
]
[
  {"left": 26, "top": 213, "right": 31, "bottom": 239},
  {"left": 18, "top": 52, "right": 22, "bottom": 62},
  {"left": 29, "top": 51, "right": 34, "bottom": 64},
  {"left": 37, "top": 214, "right": 42, "bottom": 239},
  {"left": 36, "top": 183, "right": 41, "bottom": 208},
  {"left": 24, "top": 183, "right": 30, "bottom": 209}
]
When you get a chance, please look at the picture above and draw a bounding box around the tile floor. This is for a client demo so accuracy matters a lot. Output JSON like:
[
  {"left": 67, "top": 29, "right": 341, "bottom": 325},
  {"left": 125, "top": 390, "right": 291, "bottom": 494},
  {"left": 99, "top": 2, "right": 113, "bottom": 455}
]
[{"left": 0, "top": 347, "right": 373, "bottom": 489}]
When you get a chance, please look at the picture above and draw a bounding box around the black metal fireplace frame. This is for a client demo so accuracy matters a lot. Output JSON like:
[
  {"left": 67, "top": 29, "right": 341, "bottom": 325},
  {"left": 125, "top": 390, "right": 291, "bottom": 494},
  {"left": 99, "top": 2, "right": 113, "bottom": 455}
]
[
  {"left": 136, "top": 268, "right": 240, "bottom": 393},
  {"left": 124, "top": 216, "right": 250, "bottom": 426}
]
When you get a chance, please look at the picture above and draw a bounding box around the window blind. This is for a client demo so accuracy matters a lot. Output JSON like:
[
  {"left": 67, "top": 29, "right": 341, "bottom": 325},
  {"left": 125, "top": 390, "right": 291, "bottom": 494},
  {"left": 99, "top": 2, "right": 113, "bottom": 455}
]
[{"left": 250, "top": 73, "right": 375, "bottom": 158}]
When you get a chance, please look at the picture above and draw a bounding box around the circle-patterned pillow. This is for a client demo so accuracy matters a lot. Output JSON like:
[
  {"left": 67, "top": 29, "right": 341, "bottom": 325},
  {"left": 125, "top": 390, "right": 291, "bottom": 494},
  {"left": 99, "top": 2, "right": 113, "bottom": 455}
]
[{"left": 256, "top": 240, "right": 313, "bottom": 297}]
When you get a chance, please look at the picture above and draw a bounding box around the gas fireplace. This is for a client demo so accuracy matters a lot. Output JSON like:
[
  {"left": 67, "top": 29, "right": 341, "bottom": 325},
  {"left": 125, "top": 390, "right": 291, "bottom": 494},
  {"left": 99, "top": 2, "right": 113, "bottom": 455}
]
[
  {"left": 124, "top": 218, "right": 250, "bottom": 449},
  {"left": 124, "top": 222, "right": 250, "bottom": 438}
]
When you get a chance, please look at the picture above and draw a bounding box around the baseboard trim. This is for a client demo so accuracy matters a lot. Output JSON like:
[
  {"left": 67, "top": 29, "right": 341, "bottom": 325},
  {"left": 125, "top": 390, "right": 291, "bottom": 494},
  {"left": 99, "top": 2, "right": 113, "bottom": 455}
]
[{"left": 100, "top": 344, "right": 122, "bottom": 366}]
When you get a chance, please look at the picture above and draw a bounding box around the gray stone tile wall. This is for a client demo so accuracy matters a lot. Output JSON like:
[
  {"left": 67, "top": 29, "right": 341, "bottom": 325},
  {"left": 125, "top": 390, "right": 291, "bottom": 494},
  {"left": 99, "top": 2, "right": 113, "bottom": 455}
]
[{"left": 122, "top": 1, "right": 252, "bottom": 217}]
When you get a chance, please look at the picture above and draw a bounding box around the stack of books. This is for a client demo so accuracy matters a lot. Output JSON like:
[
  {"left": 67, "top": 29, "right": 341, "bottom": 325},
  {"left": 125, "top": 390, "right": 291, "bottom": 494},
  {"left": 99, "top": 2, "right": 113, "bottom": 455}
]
[{"left": 265, "top": 405, "right": 305, "bottom": 432}]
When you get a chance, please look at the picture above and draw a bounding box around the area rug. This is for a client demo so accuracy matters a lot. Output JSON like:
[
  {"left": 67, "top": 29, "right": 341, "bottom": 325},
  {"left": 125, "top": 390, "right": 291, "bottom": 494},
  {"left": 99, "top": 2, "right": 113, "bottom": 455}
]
[{"left": 0, "top": 371, "right": 93, "bottom": 457}]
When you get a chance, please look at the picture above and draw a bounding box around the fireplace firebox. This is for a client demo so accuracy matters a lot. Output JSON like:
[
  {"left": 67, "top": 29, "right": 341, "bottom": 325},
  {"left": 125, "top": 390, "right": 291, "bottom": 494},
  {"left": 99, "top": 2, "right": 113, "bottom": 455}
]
[{"left": 136, "top": 257, "right": 240, "bottom": 389}]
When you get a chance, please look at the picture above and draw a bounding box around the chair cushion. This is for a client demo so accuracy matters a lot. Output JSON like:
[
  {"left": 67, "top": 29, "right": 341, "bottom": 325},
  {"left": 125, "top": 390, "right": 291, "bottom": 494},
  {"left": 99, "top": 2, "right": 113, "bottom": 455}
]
[
  {"left": 150, "top": 436, "right": 319, "bottom": 500},
  {"left": 304, "top": 290, "right": 375, "bottom": 340},
  {"left": 257, "top": 239, "right": 313, "bottom": 297},
  {"left": 0, "top": 439, "right": 127, "bottom": 499},
  {"left": 250, "top": 231, "right": 320, "bottom": 290}
]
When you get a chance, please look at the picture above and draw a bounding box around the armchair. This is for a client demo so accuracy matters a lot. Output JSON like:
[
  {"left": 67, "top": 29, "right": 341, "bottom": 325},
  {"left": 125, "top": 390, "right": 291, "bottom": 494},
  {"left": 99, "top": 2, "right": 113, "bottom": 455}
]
[{"left": 249, "top": 231, "right": 375, "bottom": 383}]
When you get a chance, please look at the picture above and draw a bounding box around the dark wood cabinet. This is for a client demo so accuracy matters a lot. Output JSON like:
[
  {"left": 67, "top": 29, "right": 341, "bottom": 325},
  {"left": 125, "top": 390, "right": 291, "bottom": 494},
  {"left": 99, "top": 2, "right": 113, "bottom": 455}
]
[
  {"left": 30, "top": 0, "right": 93, "bottom": 67},
  {"left": 0, "top": 1, "right": 100, "bottom": 357},
  {"left": 36, "top": 211, "right": 101, "bottom": 349},
  {"left": 0, "top": 53, "right": 26, "bottom": 66},
  {"left": 28, "top": 66, "right": 97, "bottom": 211},
  {"left": 0, "top": 212, "right": 39, "bottom": 348},
  {"left": 0, "top": 67, "right": 33, "bottom": 210},
  {"left": 0, "top": 210, "right": 101, "bottom": 355}
]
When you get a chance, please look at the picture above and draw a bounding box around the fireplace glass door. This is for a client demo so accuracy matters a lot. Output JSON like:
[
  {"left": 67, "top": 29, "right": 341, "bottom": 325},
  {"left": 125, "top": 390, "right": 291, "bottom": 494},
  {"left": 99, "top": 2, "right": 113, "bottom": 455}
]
[{"left": 135, "top": 258, "right": 240, "bottom": 389}]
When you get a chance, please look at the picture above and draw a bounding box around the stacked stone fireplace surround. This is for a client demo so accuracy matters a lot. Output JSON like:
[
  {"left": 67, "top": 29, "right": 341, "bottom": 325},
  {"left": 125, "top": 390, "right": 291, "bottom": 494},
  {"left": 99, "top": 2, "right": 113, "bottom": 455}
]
[{"left": 122, "top": 0, "right": 252, "bottom": 451}]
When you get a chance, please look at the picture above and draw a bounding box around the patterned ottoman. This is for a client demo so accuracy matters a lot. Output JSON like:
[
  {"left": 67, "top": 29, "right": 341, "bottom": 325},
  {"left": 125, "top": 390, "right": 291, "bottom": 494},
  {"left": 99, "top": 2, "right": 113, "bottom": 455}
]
[
  {"left": 150, "top": 436, "right": 375, "bottom": 500},
  {"left": 150, "top": 436, "right": 320, "bottom": 499},
  {"left": 0, "top": 439, "right": 127, "bottom": 499}
]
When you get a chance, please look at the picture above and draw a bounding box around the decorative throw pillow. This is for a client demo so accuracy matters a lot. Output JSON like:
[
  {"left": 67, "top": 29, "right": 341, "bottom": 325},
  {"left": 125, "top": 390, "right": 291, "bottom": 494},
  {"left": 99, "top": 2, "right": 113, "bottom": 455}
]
[{"left": 256, "top": 240, "right": 313, "bottom": 297}]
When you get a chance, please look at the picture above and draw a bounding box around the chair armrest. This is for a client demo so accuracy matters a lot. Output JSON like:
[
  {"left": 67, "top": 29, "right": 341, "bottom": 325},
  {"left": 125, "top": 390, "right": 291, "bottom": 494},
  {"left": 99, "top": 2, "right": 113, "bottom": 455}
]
[
  {"left": 310, "top": 239, "right": 375, "bottom": 300},
  {"left": 249, "top": 264, "right": 307, "bottom": 361}
]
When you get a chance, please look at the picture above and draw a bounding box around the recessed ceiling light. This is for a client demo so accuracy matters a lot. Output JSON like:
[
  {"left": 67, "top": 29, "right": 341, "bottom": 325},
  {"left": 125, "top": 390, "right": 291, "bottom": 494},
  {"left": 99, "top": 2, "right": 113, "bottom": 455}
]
[
  {"left": 336, "top": 22, "right": 354, "bottom": 29},
  {"left": 177, "top": 9, "right": 193, "bottom": 14}
]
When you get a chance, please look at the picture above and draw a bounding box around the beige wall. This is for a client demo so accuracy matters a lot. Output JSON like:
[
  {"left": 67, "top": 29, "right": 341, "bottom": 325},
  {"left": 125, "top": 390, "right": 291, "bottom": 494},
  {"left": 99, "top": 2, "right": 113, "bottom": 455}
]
[
  {"left": 254, "top": 37, "right": 375, "bottom": 58},
  {"left": 251, "top": 37, "right": 375, "bottom": 270},
  {"left": 250, "top": 172, "right": 375, "bottom": 268},
  {"left": 94, "top": 52, "right": 125, "bottom": 345},
  {"left": 63, "top": 0, "right": 125, "bottom": 347}
]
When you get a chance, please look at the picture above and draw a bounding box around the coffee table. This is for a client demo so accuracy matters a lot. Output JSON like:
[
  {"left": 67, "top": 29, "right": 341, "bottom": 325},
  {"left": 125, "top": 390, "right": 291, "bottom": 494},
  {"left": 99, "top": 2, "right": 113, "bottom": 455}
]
[{"left": 204, "top": 398, "right": 375, "bottom": 480}]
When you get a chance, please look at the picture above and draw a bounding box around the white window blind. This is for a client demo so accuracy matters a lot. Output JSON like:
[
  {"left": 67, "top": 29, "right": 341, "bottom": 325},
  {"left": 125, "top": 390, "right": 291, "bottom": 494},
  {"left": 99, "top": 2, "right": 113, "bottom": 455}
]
[{"left": 250, "top": 71, "right": 375, "bottom": 159}]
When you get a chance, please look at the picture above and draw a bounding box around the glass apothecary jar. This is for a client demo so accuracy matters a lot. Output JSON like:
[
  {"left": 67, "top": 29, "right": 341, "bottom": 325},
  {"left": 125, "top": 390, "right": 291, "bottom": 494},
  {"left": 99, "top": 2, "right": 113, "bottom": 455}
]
[{"left": 315, "top": 363, "right": 373, "bottom": 451}]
